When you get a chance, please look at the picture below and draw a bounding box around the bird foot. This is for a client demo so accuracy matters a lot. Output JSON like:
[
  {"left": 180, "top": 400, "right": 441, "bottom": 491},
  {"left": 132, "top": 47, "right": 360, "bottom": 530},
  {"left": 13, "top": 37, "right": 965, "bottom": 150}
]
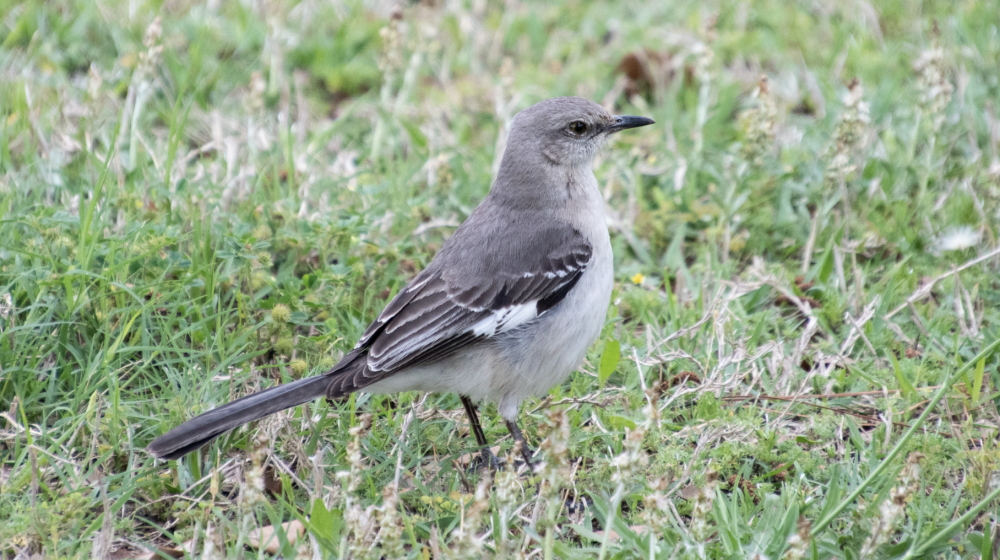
[
  {"left": 511, "top": 441, "right": 537, "bottom": 473},
  {"left": 466, "top": 448, "right": 502, "bottom": 474}
]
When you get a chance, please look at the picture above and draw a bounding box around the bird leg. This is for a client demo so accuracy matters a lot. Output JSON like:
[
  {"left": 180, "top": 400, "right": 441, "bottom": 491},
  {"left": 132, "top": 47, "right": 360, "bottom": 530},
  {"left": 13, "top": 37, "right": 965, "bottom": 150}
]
[
  {"left": 504, "top": 419, "right": 535, "bottom": 468},
  {"left": 460, "top": 396, "right": 500, "bottom": 471}
]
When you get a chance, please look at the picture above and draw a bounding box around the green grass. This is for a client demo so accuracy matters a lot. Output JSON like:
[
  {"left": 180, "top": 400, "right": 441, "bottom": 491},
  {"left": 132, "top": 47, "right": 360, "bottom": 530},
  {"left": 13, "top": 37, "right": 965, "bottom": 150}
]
[{"left": 3, "top": 0, "right": 1000, "bottom": 558}]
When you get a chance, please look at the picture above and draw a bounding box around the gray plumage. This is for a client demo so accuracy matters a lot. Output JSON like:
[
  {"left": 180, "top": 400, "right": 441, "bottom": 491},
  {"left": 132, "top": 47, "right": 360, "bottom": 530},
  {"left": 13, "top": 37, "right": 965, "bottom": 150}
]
[{"left": 148, "top": 97, "right": 654, "bottom": 461}]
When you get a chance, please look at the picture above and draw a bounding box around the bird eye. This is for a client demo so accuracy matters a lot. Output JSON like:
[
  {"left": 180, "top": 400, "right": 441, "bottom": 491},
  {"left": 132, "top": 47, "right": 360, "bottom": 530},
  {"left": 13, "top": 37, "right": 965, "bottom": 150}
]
[{"left": 568, "top": 121, "right": 588, "bottom": 135}]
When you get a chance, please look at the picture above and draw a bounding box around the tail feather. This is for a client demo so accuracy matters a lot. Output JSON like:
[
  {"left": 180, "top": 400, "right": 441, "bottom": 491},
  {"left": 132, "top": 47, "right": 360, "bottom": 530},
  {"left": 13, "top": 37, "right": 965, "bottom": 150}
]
[{"left": 148, "top": 375, "right": 331, "bottom": 460}]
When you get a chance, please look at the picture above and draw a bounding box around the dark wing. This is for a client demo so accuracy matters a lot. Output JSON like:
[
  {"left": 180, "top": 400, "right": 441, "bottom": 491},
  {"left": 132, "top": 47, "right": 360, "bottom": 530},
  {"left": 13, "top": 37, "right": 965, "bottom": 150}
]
[{"left": 336, "top": 219, "right": 593, "bottom": 391}]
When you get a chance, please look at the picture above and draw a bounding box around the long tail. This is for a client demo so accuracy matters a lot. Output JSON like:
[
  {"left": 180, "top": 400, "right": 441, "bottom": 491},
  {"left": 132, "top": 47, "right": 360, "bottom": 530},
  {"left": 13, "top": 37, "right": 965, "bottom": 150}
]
[{"left": 147, "top": 375, "right": 331, "bottom": 460}]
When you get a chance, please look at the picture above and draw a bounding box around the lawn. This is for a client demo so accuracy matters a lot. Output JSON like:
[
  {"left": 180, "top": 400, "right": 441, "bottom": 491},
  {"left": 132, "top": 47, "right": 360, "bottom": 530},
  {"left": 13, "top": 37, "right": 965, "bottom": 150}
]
[{"left": 3, "top": 0, "right": 1000, "bottom": 558}]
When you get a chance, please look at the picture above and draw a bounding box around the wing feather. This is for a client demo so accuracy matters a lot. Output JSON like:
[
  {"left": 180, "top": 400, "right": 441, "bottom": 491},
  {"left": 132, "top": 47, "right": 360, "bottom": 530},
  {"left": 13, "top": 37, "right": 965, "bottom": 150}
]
[{"left": 346, "top": 220, "right": 594, "bottom": 384}]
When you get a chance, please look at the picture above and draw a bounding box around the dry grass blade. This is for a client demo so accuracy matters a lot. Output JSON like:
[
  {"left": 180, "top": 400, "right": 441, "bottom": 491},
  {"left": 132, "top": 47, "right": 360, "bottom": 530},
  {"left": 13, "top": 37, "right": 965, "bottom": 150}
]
[{"left": 884, "top": 246, "right": 1000, "bottom": 320}]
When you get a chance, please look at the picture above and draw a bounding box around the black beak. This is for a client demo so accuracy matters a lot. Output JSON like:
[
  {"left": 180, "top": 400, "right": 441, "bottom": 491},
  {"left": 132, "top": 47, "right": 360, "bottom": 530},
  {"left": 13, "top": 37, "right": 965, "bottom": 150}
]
[{"left": 608, "top": 115, "right": 655, "bottom": 133}]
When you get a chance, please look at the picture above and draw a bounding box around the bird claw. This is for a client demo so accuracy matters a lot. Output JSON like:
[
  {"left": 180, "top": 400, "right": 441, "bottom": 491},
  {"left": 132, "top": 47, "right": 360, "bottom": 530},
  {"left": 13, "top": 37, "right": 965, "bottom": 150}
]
[
  {"left": 467, "top": 447, "right": 541, "bottom": 475},
  {"left": 467, "top": 448, "right": 502, "bottom": 473}
]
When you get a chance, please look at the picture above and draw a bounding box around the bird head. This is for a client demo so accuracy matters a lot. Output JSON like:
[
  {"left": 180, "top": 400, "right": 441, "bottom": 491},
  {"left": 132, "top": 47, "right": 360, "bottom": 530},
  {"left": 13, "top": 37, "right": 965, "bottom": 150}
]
[{"left": 505, "top": 97, "right": 655, "bottom": 168}]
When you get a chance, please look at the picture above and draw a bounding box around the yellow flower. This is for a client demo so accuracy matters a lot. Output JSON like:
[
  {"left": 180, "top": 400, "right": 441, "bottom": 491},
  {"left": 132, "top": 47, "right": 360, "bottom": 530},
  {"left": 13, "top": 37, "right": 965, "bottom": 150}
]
[
  {"left": 290, "top": 359, "right": 308, "bottom": 376},
  {"left": 631, "top": 273, "right": 646, "bottom": 285},
  {"left": 271, "top": 303, "right": 291, "bottom": 323}
]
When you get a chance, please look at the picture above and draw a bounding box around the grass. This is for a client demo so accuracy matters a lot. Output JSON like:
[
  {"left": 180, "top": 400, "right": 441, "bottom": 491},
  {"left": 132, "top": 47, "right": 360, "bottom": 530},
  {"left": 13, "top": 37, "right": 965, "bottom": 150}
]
[{"left": 3, "top": 0, "right": 1000, "bottom": 558}]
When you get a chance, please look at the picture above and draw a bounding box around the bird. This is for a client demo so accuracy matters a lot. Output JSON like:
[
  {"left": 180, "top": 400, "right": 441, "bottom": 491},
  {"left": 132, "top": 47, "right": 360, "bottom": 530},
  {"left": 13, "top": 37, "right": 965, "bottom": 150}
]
[{"left": 147, "top": 96, "right": 654, "bottom": 468}]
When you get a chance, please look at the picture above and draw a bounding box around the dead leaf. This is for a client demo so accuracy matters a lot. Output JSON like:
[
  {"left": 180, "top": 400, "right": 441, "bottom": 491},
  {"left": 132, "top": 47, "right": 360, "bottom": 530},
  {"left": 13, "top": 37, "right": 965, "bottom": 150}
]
[
  {"left": 263, "top": 466, "right": 283, "bottom": 495},
  {"left": 793, "top": 275, "right": 815, "bottom": 292},
  {"left": 615, "top": 49, "right": 676, "bottom": 98},
  {"left": 667, "top": 371, "right": 701, "bottom": 387},
  {"left": 775, "top": 293, "right": 822, "bottom": 308},
  {"left": 594, "top": 529, "right": 620, "bottom": 542},
  {"left": 248, "top": 520, "right": 305, "bottom": 554},
  {"left": 108, "top": 545, "right": 150, "bottom": 560},
  {"left": 680, "top": 482, "right": 701, "bottom": 500}
]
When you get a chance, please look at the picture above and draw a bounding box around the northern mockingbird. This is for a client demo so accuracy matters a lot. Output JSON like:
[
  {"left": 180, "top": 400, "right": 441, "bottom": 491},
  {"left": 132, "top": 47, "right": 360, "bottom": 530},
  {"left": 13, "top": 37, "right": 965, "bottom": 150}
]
[{"left": 148, "top": 97, "right": 654, "bottom": 467}]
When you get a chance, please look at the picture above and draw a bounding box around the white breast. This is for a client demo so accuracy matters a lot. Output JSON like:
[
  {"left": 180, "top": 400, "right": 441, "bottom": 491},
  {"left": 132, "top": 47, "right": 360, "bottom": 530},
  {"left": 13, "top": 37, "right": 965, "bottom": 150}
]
[{"left": 490, "top": 172, "right": 613, "bottom": 419}]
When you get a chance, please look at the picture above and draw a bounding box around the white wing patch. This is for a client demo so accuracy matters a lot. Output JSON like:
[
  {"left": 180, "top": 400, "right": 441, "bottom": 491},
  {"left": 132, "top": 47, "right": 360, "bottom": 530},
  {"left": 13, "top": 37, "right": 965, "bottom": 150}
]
[
  {"left": 471, "top": 302, "right": 538, "bottom": 337},
  {"left": 357, "top": 230, "right": 592, "bottom": 374}
]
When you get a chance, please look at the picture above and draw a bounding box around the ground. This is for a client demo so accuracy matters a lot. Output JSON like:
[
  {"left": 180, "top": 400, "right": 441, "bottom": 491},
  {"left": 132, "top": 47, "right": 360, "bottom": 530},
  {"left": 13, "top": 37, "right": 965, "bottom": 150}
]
[{"left": 3, "top": 0, "right": 1000, "bottom": 558}]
